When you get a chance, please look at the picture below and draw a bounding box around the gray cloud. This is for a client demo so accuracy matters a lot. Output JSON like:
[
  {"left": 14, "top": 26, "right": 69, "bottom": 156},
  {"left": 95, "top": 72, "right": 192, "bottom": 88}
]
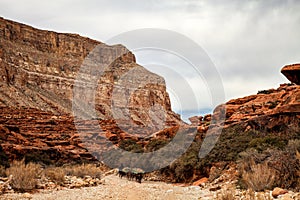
[{"left": 1, "top": 0, "right": 299, "bottom": 120}]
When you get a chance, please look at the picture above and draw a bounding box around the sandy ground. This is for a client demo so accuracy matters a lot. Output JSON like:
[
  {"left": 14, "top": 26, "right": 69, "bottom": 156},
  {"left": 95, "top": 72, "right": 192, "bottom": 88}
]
[{"left": 1, "top": 175, "right": 213, "bottom": 200}]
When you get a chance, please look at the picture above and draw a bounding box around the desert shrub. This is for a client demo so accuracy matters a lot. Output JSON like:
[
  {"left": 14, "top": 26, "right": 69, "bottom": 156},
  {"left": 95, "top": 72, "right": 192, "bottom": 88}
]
[
  {"left": 5, "top": 159, "right": 42, "bottom": 192},
  {"left": 119, "top": 139, "right": 144, "bottom": 153},
  {"left": 146, "top": 139, "right": 168, "bottom": 152},
  {"left": 249, "top": 137, "right": 287, "bottom": 151},
  {"left": 266, "top": 148, "right": 300, "bottom": 189},
  {"left": 167, "top": 141, "right": 200, "bottom": 182},
  {"left": 201, "top": 125, "right": 255, "bottom": 163},
  {"left": 238, "top": 146, "right": 300, "bottom": 191},
  {"left": 239, "top": 158, "right": 275, "bottom": 191},
  {"left": 287, "top": 139, "right": 300, "bottom": 152},
  {"left": 64, "top": 164, "right": 102, "bottom": 179},
  {"left": 44, "top": 167, "right": 66, "bottom": 185}
]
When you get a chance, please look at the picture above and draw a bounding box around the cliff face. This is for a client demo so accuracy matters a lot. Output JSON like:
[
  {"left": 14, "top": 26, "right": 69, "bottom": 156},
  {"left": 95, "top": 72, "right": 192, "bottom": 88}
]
[
  {"left": 0, "top": 17, "right": 181, "bottom": 164},
  {"left": 0, "top": 17, "right": 180, "bottom": 126}
]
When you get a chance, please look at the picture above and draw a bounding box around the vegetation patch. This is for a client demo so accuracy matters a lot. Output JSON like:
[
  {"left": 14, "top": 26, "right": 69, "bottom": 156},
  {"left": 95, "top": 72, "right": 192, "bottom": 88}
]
[
  {"left": 63, "top": 163, "right": 102, "bottom": 179},
  {"left": 119, "top": 139, "right": 144, "bottom": 153},
  {"left": 5, "top": 159, "right": 42, "bottom": 192}
]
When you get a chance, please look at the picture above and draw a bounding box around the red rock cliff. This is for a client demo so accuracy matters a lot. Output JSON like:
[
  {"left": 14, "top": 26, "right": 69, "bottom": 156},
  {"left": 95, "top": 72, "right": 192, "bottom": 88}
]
[
  {"left": 0, "top": 17, "right": 181, "bottom": 164},
  {"left": 0, "top": 17, "right": 180, "bottom": 127}
]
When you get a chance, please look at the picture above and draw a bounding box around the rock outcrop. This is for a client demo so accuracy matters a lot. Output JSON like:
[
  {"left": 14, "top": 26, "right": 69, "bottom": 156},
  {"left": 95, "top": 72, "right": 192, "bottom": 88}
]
[
  {"left": 213, "top": 83, "right": 299, "bottom": 128},
  {"left": 182, "top": 67, "right": 300, "bottom": 184},
  {"left": 192, "top": 64, "right": 299, "bottom": 134},
  {"left": 281, "top": 63, "right": 300, "bottom": 85}
]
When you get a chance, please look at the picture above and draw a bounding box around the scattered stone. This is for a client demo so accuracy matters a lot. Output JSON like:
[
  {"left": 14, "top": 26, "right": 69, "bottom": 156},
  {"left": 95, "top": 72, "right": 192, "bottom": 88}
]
[
  {"left": 272, "top": 187, "right": 288, "bottom": 198},
  {"left": 193, "top": 177, "right": 208, "bottom": 186},
  {"left": 209, "top": 185, "right": 221, "bottom": 191},
  {"left": 278, "top": 193, "right": 293, "bottom": 200},
  {"left": 22, "top": 192, "right": 32, "bottom": 199},
  {"left": 188, "top": 186, "right": 201, "bottom": 191}
]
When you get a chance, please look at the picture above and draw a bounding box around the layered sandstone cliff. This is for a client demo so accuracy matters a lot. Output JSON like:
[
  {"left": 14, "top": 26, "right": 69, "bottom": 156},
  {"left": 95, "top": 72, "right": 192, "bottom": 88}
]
[
  {"left": 0, "top": 17, "right": 181, "bottom": 164},
  {"left": 0, "top": 17, "right": 180, "bottom": 128}
]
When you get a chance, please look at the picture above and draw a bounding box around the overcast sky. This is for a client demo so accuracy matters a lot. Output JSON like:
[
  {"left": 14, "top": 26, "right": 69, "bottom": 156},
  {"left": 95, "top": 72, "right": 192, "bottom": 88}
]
[{"left": 1, "top": 0, "right": 300, "bottom": 121}]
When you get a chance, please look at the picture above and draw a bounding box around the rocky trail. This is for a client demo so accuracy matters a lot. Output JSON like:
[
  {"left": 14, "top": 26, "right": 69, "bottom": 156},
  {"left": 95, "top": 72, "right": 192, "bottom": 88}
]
[{"left": 2, "top": 174, "right": 210, "bottom": 200}]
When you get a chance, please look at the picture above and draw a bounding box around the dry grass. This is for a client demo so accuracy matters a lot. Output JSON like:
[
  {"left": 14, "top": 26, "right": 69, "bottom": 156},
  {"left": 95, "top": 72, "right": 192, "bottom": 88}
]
[
  {"left": 217, "top": 187, "right": 237, "bottom": 200},
  {"left": 238, "top": 145, "right": 300, "bottom": 191},
  {"left": 216, "top": 188, "right": 273, "bottom": 200},
  {"left": 5, "top": 159, "right": 42, "bottom": 192},
  {"left": 239, "top": 158, "right": 275, "bottom": 192},
  {"left": 44, "top": 167, "right": 66, "bottom": 185},
  {"left": 64, "top": 163, "right": 102, "bottom": 179}
]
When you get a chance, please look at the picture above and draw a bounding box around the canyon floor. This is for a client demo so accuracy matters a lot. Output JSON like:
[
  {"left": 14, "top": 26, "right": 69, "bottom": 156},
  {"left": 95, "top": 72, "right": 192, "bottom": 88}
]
[
  {"left": 1, "top": 174, "right": 208, "bottom": 200},
  {"left": 1, "top": 173, "right": 299, "bottom": 200}
]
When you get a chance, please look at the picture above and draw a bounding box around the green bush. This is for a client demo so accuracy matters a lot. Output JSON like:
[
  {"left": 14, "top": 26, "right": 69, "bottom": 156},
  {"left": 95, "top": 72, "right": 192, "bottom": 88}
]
[
  {"left": 146, "top": 139, "right": 168, "bottom": 152},
  {"left": 119, "top": 139, "right": 144, "bottom": 153},
  {"left": 163, "top": 141, "right": 201, "bottom": 182},
  {"left": 249, "top": 137, "right": 287, "bottom": 151}
]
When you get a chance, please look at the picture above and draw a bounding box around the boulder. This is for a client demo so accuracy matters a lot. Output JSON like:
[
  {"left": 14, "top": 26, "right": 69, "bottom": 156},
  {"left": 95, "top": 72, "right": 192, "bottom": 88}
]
[
  {"left": 272, "top": 187, "right": 288, "bottom": 198},
  {"left": 188, "top": 116, "right": 201, "bottom": 125}
]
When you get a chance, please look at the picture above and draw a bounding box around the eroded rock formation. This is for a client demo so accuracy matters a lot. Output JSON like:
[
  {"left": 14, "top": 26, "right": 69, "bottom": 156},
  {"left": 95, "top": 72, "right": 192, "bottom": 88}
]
[
  {"left": 193, "top": 82, "right": 300, "bottom": 139},
  {"left": 281, "top": 63, "right": 300, "bottom": 85}
]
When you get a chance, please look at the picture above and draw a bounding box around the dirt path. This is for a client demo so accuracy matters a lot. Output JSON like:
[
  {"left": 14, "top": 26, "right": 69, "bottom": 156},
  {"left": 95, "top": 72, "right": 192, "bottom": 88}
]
[{"left": 2, "top": 175, "right": 213, "bottom": 200}]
